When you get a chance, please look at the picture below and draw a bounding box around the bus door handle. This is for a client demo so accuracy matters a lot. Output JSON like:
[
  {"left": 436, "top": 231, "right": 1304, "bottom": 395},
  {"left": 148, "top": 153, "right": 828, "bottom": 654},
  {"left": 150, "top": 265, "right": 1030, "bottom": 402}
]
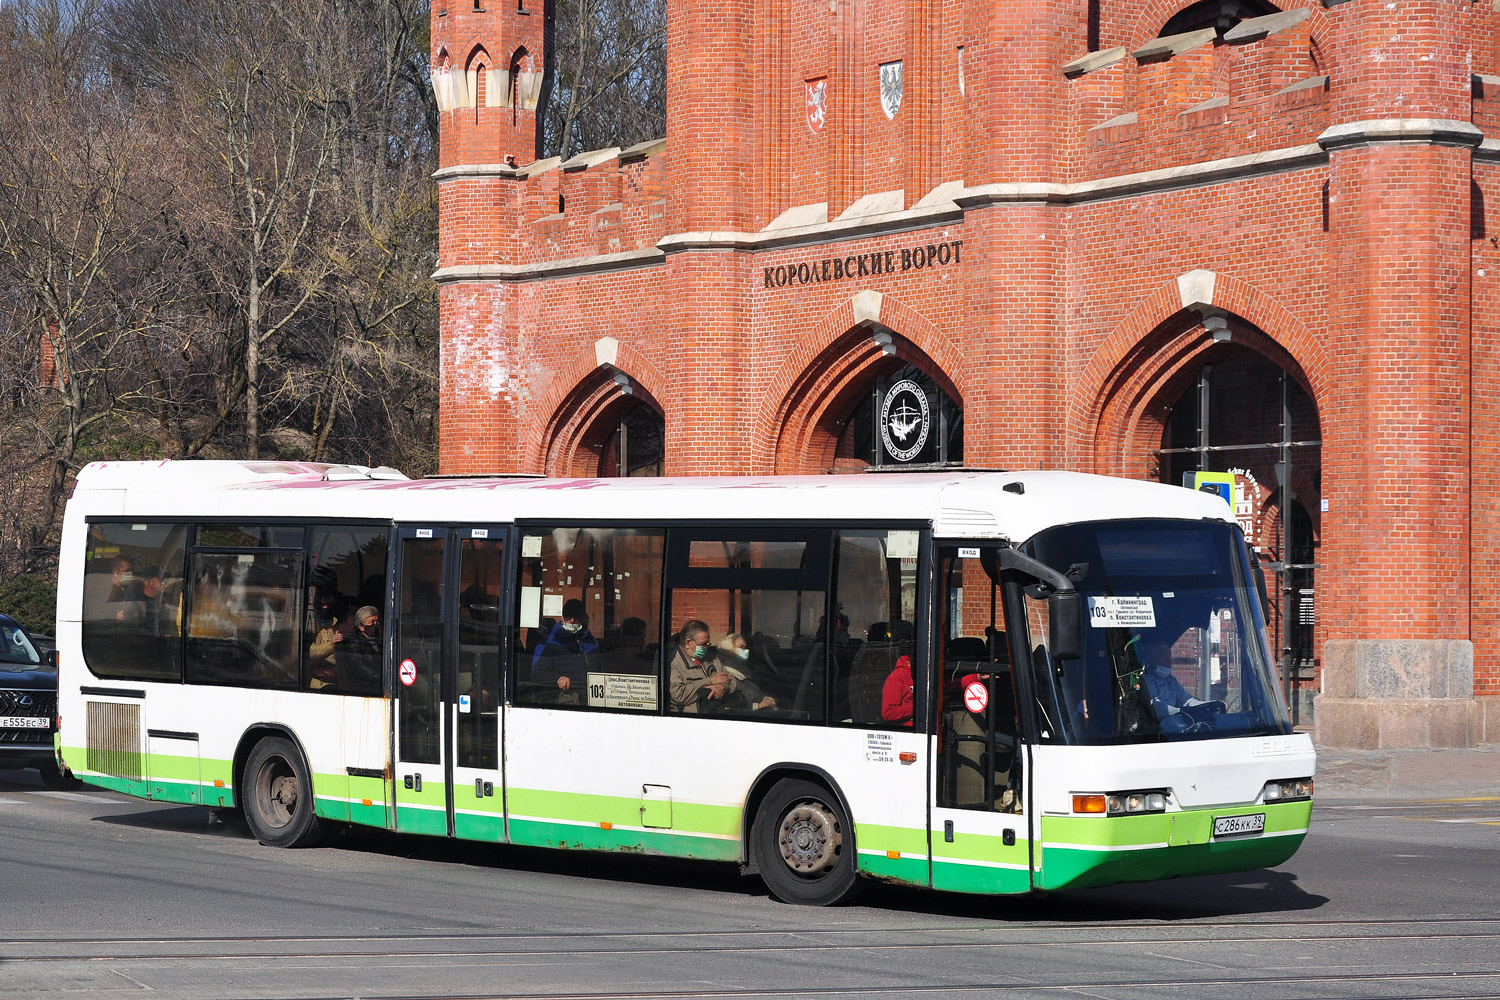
[{"left": 403, "top": 773, "right": 422, "bottom": 792}]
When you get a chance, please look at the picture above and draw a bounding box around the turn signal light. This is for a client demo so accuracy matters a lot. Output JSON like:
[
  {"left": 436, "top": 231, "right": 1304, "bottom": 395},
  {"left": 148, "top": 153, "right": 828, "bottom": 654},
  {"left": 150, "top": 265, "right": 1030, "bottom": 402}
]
[
  {"left": 899, "top": 752, "right": 917, "bottom": 763},
  {"left": 1073, "top": 794, "right": 1107, "bottom": 813}
]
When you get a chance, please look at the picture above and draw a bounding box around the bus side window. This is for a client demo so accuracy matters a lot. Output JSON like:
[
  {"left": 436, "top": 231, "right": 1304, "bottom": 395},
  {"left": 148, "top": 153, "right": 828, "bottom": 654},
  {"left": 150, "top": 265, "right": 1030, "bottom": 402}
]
[
  {"left": 304, "top": 526, "right": 389, "bottom": 696},
  {"left": 80, "top": 522, "right": 189, "bottom": 682},
  {"left": 512, "top": 527, "right": 664, "bottom": 713},
  {"left": 184, "top": 547, "right": 301, "bottom": 690},
  {"left": 663, "top": 530, "right": 832, "bottom": 722},
  {"left": 830, "top": 529, "right": 921, "bottom": 728}
]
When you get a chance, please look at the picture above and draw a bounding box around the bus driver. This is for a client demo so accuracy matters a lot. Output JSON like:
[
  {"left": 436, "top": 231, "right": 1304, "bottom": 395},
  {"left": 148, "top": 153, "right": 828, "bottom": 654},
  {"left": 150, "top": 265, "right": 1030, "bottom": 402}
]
[{"left": 1138, "top": 634, "right": 1224, "bottom": 732}]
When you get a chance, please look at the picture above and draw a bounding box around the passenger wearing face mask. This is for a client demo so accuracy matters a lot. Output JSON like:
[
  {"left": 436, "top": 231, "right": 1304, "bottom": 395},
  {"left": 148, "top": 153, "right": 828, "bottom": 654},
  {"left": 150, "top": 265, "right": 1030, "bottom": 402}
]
[
  {"left": 307, "top": 574, "right": 352, "bottom": 689},
  {"left": 1138, "top": 635, "right": 1224, "bottom": 732},
  {"left": 338, "top": 606, "right": 384, "bottom": 694},
  {"left": 669, "top": 619, "right": 734, "bottom": 714},
  {"left": 531, "top": 599, "right": 600, "bottom": 702},
  {"left": 713, "top": 632, "right": 776, "bottom": 712}
]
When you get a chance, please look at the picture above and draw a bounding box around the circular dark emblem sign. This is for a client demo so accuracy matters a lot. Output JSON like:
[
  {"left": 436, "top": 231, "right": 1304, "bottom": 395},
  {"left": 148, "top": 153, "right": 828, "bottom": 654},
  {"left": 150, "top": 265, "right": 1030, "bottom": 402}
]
[{"left": 880, "top": 379, "right": 930, "bottom": 463}]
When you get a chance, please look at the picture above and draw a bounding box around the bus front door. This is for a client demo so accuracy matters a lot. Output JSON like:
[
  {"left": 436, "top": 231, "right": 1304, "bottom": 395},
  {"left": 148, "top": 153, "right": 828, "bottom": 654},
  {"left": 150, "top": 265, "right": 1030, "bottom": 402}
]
[
  {"left": 391, "top": 526, "right": 507, "bottom": 841},
  {"left": 929, "top": 545, "right": 1034, "bottom": 894}
]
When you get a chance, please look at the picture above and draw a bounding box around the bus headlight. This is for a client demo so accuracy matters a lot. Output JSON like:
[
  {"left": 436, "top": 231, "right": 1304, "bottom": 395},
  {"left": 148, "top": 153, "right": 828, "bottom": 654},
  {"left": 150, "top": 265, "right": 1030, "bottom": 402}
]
[
  {"left": 1073, "top": 791, "right": 1167, "bottom": 814},
  {"left": 1107, "top": 791, "right": 1167, "bottom": 815},
  {"left": 1262, "top": 778, "right": 1313, "bottom": 803}
]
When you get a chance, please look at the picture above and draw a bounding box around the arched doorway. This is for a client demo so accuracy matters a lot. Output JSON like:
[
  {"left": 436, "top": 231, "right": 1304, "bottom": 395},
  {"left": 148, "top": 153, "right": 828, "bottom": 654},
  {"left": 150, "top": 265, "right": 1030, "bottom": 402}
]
[
  {"left": 539, "top": 364, "right": 667, "bottom": 478},
  {"left": 1153, "top": 346, "right": 1322, "bottom": 723},
  {"left": 835, "top": 364, "right": 964, "bottom": 470},
  {"left": 597, "top": 402, "right": 664, "bottom": 477}
]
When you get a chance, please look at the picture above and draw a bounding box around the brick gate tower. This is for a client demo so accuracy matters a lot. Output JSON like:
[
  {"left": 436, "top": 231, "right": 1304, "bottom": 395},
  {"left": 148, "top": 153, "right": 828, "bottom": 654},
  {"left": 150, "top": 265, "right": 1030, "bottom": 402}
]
[
  {"left": 431, "top": 0, "right": 1500, "bottom": 748},
  {"left": 430, "top": 0, "right": 548, "bottom": 467}
]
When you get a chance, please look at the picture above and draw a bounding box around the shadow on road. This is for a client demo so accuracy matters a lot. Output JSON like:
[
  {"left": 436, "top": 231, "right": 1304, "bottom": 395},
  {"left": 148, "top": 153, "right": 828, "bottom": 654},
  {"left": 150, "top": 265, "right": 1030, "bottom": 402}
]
[
  {"left": 861, "top": 867, "right": 1327, "bottom": 921},
  {"left": 90, "top": 797, "right": 1326, "bottom": 921}
]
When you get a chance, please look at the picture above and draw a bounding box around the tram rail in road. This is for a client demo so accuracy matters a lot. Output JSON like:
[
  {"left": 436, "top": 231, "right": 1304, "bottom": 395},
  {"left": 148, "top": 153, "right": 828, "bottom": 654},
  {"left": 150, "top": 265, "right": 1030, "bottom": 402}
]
[{"left": 1, "top": 776, "right": 1497, "bottom": 1000}]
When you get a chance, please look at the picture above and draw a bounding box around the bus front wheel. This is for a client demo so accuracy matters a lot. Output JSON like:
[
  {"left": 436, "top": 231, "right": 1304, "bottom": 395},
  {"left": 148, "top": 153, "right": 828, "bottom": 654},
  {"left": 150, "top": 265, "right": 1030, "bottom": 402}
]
[
  {"left": 243, "top": 736, "right": 325, "bottom": 848},
  {"left": 751, "top": 778, "right": 862, "bottom": 906}
]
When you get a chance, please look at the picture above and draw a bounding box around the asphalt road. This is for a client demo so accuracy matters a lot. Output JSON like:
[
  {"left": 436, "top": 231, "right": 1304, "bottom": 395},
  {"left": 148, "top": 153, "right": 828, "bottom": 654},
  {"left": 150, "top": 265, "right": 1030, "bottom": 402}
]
[{"left": 1, "top": 769, "right": 1497, "bottom": 1000}]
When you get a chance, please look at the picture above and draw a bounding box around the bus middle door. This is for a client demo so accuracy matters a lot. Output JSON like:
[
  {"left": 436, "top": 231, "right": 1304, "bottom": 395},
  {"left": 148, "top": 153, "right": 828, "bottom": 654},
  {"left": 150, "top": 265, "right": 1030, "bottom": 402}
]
[
  {"left": 392, "top": 525, "right": 506, "bottom": 841},
  {"left": 929, "top": 544, "right": 1033, "bottom": 895}
]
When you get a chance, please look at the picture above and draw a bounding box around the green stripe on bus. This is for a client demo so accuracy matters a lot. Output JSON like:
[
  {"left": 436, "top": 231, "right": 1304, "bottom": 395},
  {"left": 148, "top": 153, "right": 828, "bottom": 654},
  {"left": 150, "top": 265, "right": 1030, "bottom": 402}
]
[
  {"left": 1038, "top": 801, "right": 1312, "bottom": 890},
  {"left": 508, "top": 786, "right": 742, "bottom": 839},
  {"left": 454, "top": 811, "right": 505, "bottom": 841},
  {"left": 855, "top": 822, "right": 929, "bottom": 856},
  {"left": 349, "top": 798, "right": 388, "bottom": 827},
  {"left": 1039, "top": 832, "right": 1306, "bottom": 890},
  {"left": 930, "top": 858, "right": 1032, "bottom": 895},
  {"left": 931, "top": 832, "right": 1029, "bottom": 868},
  {"left": 508, "top": 816, "right": 741, "bottom": 861},
  {"left": 76, "top": 772, "right": 154, "bottom": 800},
  {"left": 1041, "top": 801, "right": 1311, "bottom": 850},
  {"left": 144, "top": 752, "right": 199, "bottom": 782},
  {"left": 858, "top": 851, "right": 929, "bottom": 886},
  {"left": 395, "top": 803, "right": 449, "bottom": 836}
]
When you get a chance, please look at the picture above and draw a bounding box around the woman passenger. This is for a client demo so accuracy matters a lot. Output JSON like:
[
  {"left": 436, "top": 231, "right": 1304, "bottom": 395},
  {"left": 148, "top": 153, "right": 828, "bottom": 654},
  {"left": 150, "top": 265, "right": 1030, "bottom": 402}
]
[{"left": 716, "top": 633, "right": 776, "bottom": 711}]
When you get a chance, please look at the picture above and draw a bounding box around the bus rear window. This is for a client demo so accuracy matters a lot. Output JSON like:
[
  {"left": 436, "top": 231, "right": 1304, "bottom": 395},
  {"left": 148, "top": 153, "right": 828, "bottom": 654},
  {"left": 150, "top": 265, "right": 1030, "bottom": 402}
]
[{"left": 81, "top": 522, "right": 189, "bottom": 681}]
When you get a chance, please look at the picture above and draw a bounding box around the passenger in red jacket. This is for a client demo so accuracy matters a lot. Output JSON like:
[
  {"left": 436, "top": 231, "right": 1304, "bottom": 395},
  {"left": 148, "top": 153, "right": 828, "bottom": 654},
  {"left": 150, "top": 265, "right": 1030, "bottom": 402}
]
[
  {"left": 883, "top": 655, "right": 988, "bottom": 727},
  {"left": 881, "top": 655, "right": 915, "bottom": 726}
]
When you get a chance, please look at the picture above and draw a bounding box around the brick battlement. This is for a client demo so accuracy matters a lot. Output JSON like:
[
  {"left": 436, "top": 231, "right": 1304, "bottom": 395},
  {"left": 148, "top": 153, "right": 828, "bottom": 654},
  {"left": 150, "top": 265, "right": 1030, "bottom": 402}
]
[
  {"left": 435, "top": 139, "right": 670, "bottom": 269},
  {"left": 443, "top": 1, "right": 1497, "bottom": 271},
  {"left": 1065, "top": 7, "right": 1329, "bottom": 182}
]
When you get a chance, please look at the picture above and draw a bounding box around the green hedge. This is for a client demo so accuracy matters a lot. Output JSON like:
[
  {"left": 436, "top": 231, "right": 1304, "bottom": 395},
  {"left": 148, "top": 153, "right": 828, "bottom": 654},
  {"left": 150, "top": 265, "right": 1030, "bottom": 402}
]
[{"left": 0, "top": 574, "right": 58, "bottom": 637}]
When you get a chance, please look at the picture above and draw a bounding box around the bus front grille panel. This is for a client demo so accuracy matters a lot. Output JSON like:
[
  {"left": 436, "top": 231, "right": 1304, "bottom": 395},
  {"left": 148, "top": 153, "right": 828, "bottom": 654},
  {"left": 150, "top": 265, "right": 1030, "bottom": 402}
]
[{"left": 86, "top": 701, "right": 142, "bottom": 780}]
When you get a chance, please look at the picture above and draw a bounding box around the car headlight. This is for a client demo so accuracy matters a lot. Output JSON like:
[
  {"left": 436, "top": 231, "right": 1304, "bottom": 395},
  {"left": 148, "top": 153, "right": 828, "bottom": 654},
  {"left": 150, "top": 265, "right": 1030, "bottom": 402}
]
[{"left": 1262, "top": 778, "right": 1313, "bottom": 802}]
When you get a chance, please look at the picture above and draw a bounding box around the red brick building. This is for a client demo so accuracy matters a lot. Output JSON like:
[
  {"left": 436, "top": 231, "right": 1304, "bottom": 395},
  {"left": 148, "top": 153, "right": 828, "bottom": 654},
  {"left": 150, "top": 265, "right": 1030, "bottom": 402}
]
[{"left": 429, "top": 0, "right": 1500, "bottom": 747}]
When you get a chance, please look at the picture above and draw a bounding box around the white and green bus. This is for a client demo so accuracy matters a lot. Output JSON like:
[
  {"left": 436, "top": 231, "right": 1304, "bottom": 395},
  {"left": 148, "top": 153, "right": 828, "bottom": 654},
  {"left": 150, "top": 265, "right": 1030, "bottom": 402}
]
[{"left": 56, "top": 461, "right": 1313, "bottom": 905}]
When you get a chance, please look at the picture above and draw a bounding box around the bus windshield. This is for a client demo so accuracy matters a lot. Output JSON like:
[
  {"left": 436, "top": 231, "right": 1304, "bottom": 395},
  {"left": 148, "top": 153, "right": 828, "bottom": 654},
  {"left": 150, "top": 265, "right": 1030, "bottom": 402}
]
[{"left": 1020, "top": 518, "right": 1291, "bottom": 745}]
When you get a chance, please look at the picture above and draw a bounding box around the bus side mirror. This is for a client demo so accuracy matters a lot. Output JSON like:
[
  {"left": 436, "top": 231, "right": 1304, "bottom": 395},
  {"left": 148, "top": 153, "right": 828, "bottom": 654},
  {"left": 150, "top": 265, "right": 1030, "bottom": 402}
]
[
  {"left": 1049, "top": 592, "right": 1083, "bottom": 660},
  {"left": 1253, "top": 560, "right": 1272, "bottom": 620}
]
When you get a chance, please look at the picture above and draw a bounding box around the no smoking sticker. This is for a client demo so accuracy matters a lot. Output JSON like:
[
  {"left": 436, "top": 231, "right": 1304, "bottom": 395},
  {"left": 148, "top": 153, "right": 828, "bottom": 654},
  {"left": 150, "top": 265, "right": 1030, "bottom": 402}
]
[
  {"left": 398, "top": 658, "right": 417, "bottom": 686},
  {"left": 964, "top": 680, "right": 988, "bottom": 713}
]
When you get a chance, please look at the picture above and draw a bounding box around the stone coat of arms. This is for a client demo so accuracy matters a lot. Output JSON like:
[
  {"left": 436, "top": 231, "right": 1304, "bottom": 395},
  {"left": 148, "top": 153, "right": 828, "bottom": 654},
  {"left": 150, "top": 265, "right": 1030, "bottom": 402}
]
[
  {"left": 879, "top": 61, "right": 903, "bottom": 119},
  {"left": 805, "top": 78, "right": 827, "bottom": 134}
]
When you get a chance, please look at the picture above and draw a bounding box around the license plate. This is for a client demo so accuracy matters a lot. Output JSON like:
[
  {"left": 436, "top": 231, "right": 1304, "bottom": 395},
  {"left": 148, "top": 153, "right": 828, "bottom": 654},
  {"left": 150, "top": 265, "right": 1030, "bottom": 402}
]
[
  {"left": 0, "top": 716, "right": 49, "bottom": 729},
  {"left": 1213, "top": 813, "right": 1265, "bottom": 838}
]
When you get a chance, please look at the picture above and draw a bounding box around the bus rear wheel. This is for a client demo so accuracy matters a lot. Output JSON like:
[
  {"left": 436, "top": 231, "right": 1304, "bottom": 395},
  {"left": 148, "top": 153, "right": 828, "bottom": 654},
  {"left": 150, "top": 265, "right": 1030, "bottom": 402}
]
[
  {"left": 243, "top": 736, "right": 325, "bottom": 848},
  {"left": 751, "top": 778, "right": 862, "bottom": 906}
]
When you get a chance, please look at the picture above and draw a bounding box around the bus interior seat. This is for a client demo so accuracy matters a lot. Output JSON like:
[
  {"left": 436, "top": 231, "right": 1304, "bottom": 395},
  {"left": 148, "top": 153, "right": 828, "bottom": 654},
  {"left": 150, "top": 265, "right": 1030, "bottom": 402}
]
[
  {"left": 946, "top": 636, "right": 987, "bottom": 662},
  {"left": 847, "top": 642, "right": 903, "bottom": 724},
  {"left": 790, "top": 641, "right": 826, "bottom": 718}
]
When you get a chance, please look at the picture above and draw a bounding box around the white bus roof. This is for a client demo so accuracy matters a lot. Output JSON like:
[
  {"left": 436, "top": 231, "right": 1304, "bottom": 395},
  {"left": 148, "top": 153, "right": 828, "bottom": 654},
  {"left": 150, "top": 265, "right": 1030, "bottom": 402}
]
[{"left": 71, "top": 461, "right": 1235, "bottom": 542}]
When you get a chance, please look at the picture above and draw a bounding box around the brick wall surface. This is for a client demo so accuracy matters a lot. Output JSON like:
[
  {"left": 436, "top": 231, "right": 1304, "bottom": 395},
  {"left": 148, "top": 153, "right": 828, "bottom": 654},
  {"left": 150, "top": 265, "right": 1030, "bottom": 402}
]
[{"left": 433, "top": 1, "right": 1500, "bottom": 699}]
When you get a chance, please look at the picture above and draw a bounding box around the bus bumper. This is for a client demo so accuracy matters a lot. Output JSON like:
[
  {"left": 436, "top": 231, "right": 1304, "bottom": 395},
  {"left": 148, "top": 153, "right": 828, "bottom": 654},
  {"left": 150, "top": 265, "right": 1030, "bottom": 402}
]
[{"left": 1037, "top": 800, "right": 1312, "bottom": 891}]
